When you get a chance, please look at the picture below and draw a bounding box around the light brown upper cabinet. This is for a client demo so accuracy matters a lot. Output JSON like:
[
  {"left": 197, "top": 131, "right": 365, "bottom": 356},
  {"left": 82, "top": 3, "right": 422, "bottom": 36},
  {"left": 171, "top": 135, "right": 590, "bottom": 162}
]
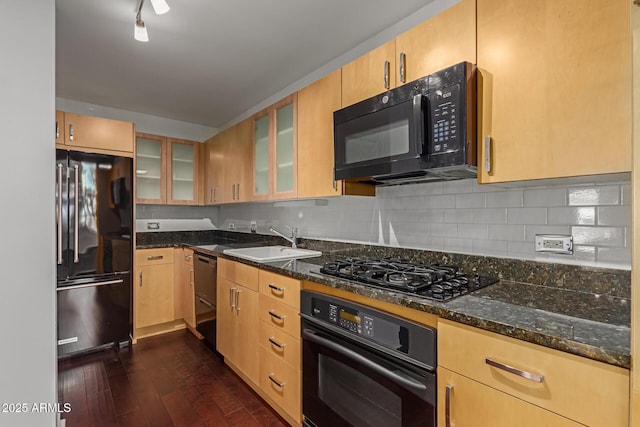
[
  {"left": 341, "top": 0, "right": 476, "bottom": 107},
  {"left": 297, "top": 70, "right": 375, "bottom": 198},
  {"left": 252, "top": 95, "right": 297, "bottom": 201},
  {"left": 55, "top": 110, "right": 134, "bottom": 156},
  {"left": 136, "top": 132, "right": 200, "bottom": 205},
  {"left": 477, "top": 0, "right": 632, "bottom": 183},
  {"left": 202, "top": 119, "right": 252, "bottom": 205}
]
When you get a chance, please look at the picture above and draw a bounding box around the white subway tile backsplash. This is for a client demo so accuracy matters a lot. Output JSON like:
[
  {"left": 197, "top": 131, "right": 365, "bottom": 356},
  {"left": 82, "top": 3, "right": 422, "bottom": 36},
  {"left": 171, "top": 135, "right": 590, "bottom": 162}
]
[
  {"left": 568, "top": 186, "right": 620, "bottom": 206},
  {"left": 597, "top": 206, "right": 631, "bottom": 226},
  {"left": 547, "top": 207, "right": 595, "bottom": 225},
  {"left": 572, "top": 226, "right": 625, "bottom": 247},
  {"left": 210, "top": 175, "right": 630, "bottom": 269},
  {"left": 523, "top": 188, "right": 567, "bottom": 207}
]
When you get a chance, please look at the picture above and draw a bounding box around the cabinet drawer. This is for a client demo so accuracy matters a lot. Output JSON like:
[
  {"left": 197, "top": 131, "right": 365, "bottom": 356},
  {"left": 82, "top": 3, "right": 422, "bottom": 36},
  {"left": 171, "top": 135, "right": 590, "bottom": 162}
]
[
  {"left": 438, "top": 319, "right": 629, "bottom": 427},
  {"left": 218, "top": 258, "right": 259, "bottom": 291},
  {"left": 259, "top": 270, "right": 301, "bottom": 309},
  {"left": 259, "top": 294, "right": 300, "bottom": 338},
  {"left": 259, "top": 346, "right": 301, "bottom": 423},
  {"left": 259, "top": 320, "right": 301, "bottom": 369},
  {"left": 135, "top": 248, "right": 174, "bottom": 266}
]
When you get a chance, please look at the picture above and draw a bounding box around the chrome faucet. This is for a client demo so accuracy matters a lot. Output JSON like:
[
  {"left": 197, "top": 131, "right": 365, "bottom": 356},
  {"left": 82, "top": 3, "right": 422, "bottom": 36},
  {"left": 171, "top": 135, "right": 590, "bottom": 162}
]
[{"left": 270, "top": 225, "right": 298, "bottom": 248}]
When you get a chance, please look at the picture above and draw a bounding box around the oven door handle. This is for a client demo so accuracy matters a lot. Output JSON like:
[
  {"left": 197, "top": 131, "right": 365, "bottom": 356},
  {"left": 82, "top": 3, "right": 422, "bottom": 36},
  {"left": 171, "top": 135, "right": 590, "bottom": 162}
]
[{"left": 302, "top": 328, "right": 428, "bottom": 394}]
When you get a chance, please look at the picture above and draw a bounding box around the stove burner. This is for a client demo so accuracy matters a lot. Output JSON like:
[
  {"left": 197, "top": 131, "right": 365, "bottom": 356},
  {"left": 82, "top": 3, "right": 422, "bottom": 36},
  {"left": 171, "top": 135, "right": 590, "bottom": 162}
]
[{"left": 319, "top": 257, "right": 498, "bottom": 302}]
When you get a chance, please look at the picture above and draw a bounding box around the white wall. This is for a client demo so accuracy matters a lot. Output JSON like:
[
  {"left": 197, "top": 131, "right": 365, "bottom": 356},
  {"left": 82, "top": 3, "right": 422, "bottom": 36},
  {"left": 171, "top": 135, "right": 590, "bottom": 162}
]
[
  {"left": 56, "top": 98, "right": 218, "bottom": 142},
  {"left": 0, "top": 2, "right": 57, "bottom": 426}
]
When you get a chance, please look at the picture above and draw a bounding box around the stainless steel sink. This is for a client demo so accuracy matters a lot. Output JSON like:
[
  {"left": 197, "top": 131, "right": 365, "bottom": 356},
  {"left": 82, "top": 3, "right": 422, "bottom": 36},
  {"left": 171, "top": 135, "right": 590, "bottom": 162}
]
[{"left": 222, "top": 246, "right": 322, "bottom": 263}]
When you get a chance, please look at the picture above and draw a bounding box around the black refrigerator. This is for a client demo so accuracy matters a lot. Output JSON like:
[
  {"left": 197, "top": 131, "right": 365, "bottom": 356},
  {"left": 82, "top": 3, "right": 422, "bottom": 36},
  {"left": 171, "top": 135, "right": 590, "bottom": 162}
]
[{"left": 56, "top": 149, "right": 133, "bottom": 357}]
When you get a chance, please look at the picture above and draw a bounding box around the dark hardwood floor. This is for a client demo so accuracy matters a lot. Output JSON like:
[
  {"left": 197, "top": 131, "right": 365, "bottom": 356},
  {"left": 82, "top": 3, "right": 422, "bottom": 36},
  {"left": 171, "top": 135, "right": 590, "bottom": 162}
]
[{"left": 58, "top": 330, "right": 289, "bottom": 427}]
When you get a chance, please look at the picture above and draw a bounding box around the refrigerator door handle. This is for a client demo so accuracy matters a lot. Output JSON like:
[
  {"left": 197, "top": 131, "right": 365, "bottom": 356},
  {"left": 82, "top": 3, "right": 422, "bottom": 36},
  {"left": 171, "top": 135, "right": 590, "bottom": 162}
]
[
  {"left": 57, "top": 163, "right": 64, "bottom": 265},
  {"left": 56, "top": 279, "right": 125, "bottom": 292},
  {"left": 73, "top": 164, "right": 80, "bottom": 263}
]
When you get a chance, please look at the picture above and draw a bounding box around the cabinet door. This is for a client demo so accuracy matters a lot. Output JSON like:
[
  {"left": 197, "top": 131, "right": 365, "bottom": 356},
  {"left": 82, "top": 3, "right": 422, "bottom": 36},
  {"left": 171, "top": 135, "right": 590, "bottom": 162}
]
[
  {"left": 136, "top": 133, "right": 166, "bottom": 203},
  {"left": 230, "top": 118, "right": 253, "bottom": 202},
  {"left": 395, "top": 0, "right": 476, "bottom": 83},
  {"left": 64, "top": 113, "right": 134, "bottom": 153},
  {"left": 216, "top": 278, "right": 237, "bottom": 359},
  {"left": 298, "top": 70, "right": 342, "bottom": 198},
  {"left": 438, "top": 368, "right": 582, "bottom": 427},
  {"left": 477, "top": 0, "right": 631, "bottom": 183},
  {"left": 341, "top": 40, "right": 396, "bottom": 106},
  {"left": 235, "top": 285, "right": 259, "bottom": 384},
  {"left": 181, "top": 249, "right": 195, "bottom": 328},
  {"left": 203, "top": 131, "right": 226, "bottom": 204},
  {"left": 272, "top": 95, "right": 297, "bottom": 199},
  {"left": 136, "top": 263, "right": 174, "bottom": 329},
  {"left": 167, "top": 138, "right": 199, "bottom": 205},
  {"left": 253, "top": 111, "right": 271, "bottom": 200}
]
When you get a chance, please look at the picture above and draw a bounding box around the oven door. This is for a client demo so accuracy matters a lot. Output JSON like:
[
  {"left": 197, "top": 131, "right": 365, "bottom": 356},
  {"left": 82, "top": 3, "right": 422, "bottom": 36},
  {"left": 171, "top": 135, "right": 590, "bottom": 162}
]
[
  {"left": 333, "top": 94, "right": 427, "bottom": 181},
  {"left": 302, "top": 319, "right": 436, "bottom": 427}
]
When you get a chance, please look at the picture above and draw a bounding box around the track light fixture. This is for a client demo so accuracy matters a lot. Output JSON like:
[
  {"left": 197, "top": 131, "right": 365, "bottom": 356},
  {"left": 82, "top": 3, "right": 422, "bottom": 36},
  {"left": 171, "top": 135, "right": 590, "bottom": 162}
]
[{"left": 134, "top": 0, "right": 170, "bottom": 42}]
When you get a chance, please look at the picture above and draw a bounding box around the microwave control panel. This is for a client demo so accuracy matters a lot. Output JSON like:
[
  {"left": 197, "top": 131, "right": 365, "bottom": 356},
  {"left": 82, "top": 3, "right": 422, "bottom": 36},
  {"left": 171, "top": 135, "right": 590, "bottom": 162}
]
[{"left": 428, "top": 84, "right": 461, "bottom": 156}]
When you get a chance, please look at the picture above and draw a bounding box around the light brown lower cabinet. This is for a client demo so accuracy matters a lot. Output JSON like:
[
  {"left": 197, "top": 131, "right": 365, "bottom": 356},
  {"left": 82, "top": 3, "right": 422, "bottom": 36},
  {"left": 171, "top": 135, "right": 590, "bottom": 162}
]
[
  {"left": 134, "top": 248, "right": 175, "bottom": 331},
  {"left": 176, "top": 248, "right": 195, "bottom": 329},
  {"left": 438, "top": 367, "right": 582, "bottom": 427}
]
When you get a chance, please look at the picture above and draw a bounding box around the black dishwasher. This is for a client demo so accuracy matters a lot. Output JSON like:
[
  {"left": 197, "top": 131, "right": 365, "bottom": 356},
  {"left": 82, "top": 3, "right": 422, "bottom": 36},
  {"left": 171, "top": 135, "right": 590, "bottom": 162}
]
[{"left": 194, "top": 253, "right": 217, "bottom": 348}]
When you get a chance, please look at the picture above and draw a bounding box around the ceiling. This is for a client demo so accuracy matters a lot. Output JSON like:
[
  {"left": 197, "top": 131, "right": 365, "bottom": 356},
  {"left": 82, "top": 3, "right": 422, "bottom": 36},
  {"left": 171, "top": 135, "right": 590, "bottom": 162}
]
[{"left": 56, "top": 0, "right": 444, "bottom": 129}]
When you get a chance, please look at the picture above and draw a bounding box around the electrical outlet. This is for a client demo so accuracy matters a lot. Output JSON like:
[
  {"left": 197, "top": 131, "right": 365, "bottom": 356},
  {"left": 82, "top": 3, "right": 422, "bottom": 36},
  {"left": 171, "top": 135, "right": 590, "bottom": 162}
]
[
  {"left": 228, "top": 223, "right": 235, "bottom": 230},
  {"left": 534, "top": 234, "right": 573, "bottom": 254},
  {"left": 250, "top": 221, "right": 257, "bottom": 233}
]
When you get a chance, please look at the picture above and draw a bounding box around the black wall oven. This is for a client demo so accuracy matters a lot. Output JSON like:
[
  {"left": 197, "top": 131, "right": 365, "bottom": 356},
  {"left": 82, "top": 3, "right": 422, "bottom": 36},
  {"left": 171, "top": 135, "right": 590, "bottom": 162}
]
[{"left": 301, "top": 291, "right": 437, "bottom": 427}]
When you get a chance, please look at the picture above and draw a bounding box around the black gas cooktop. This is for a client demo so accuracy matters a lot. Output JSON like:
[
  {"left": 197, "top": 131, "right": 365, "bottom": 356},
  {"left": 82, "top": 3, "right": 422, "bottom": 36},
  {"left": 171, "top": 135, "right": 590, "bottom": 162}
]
[{"left": 319, "top": 257, "right": 498, "bottom": 302}]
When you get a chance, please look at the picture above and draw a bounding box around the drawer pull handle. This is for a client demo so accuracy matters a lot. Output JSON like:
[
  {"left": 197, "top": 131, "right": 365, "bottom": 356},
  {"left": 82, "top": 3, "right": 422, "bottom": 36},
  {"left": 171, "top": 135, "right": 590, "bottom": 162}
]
[
  {"left": 268, "top": 337, "right": 285, "bottom": 349},
  {"left": 268, "top": 311, "right": 285, "bottom": 322},
  {"left": 268, "top": 374, "right": 285, "bottom": 389},
  {"left": 485, "top": 358, "right": 544, "bottom": 383},
  {"left": 445, "top": 384, "right": 453, "bottom": 427},
  {"left": 268, "top": 284, "right": 284, "bottom": 293},
  {"left": 147, "top": 255, "right": 163, "bottom": 260}
]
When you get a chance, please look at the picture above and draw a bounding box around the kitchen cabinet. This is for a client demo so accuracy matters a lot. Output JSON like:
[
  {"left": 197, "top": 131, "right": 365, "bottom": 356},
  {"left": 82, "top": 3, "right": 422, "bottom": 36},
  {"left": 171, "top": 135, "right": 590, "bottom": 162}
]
[
  {"left": 258, "top": 270, "right": 302, "bottom": 423},
  {"left": 438, "top": 319, "right": 629, "bottom": 427},
  {"left": 341, "top": 0, "right": 476, "bottom": 107},
  {"left": 134, "top": 248, "right": 175, "bottom": 331},
  {"left": 477, "top": 0, "right": 632, "bottom": 183},
  {"left": 203, "top": 119, "right": 252, "bottom": 204},
  {"left": 297, "top": 69, "right": 375, "bottom": 198},
  {"left": 136, "top": 133, "right": 200, "bottom": 204},
  {"left": 437, "top": 368, "right": 581, "bottom": 427},
  {"left": 55, "top": 110, "right": 134, "bottom": 155},
  {"left": 175, "top": 247, "right": 195, "bottom": 329},
  {"left": 252, "top": 94, "right": 297, "bottom": 200},
  {"left": 216, "top": 258, "right": 259, "bottom": 384}
]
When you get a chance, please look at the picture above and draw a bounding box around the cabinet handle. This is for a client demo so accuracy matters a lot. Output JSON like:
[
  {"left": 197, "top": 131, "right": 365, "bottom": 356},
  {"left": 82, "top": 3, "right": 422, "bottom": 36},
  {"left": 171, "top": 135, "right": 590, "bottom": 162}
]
[
  {"left": 484, "top": 135, "right": 492, "bottom": 173},
  {"left": 383, "top": 60, "right": 390, "bottom": 89},
  {"left": 268, "top": 337, "right": 285, "bottom": 349},
  {"left": 185, "top": 255, "right": 193, "bottom": 261},
  {"left": 229, "top": 287, "right": 235, "bottom": 309},
  {"left": 139, "top": 271, "right": 143, "bottom": 287},
  {"left": 485, "top": 357, "right": 544, "bottom": 383},
  {"left": 268, "top": 311, "right": 285, "bottom": 322},
  {"left": 232, "top": 184, "right": 236, "bottom": 200},
  {"left": 268, "top": 374, "right": 285, "bottom": 389},
  {"left": 56, "top": 121, "right": 59, "bottom": 139},
  {"left": 68, "top": 123, "right": 74, "bottom": 141},
  {"left": 147, "top": 255, "right": 163, "bottom": 261},
  {"left": 210, "top": 188, "right": 213, "bottom": 203},
  {"left": 268, "top": 284, "right": 284, "bottom": 294},
  {"left": 189, "top": 269, "right": 194, "bottom": 286},
  {"left": 237, "top": 183, "right": 240, "bottom": 200},
  {"left": 399, "top": 52, "right": 406, "bottom": 83},
  {"left": 235, "top": 289, "right": 241, "bottom": 311},
  {"left": 445, "top": 384, "right": 453, "bottom": 427}
]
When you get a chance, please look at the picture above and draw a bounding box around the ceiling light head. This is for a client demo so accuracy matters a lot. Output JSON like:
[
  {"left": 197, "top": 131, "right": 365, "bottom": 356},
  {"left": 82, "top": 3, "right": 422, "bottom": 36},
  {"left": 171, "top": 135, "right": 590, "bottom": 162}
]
[
  {"left": 150, "top": 0, "right": 170, "bottom": 15},
  {"left": 134, "top": 19, "right": 149, "bottom": 42}
]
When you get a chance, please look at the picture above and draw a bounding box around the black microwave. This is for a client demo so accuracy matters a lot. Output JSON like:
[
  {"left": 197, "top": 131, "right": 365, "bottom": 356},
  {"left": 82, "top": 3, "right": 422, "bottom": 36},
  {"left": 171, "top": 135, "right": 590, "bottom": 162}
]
[{"left": 333, "top": 61, "right": 477, "bottom": 184}]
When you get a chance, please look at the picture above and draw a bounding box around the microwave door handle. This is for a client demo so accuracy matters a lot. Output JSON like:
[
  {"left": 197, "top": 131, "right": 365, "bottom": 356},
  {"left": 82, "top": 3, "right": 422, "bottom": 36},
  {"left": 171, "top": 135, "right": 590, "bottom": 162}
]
[
  {"left": 302, "top": 328, "right": 427, "bottom": 394},
  {"left": 413, "top": 94, "right": 428, "bottom": 156}
]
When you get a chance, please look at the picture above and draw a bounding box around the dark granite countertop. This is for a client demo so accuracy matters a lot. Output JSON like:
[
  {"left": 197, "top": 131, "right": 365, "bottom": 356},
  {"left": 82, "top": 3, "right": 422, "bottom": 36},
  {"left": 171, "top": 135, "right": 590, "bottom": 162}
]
[{"left": 136, "top": 230, "right": 631, "bottom": 369}]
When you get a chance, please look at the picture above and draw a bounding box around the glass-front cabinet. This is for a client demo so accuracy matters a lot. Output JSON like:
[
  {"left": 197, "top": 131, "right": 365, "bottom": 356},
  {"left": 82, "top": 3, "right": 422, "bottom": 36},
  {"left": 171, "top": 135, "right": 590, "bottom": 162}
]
[
  {"left": 136, "top": 133, "right": 199, "bottom": 205},
  {"left": 252, "top": 94, "right": 297, "bottom": 200}
]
